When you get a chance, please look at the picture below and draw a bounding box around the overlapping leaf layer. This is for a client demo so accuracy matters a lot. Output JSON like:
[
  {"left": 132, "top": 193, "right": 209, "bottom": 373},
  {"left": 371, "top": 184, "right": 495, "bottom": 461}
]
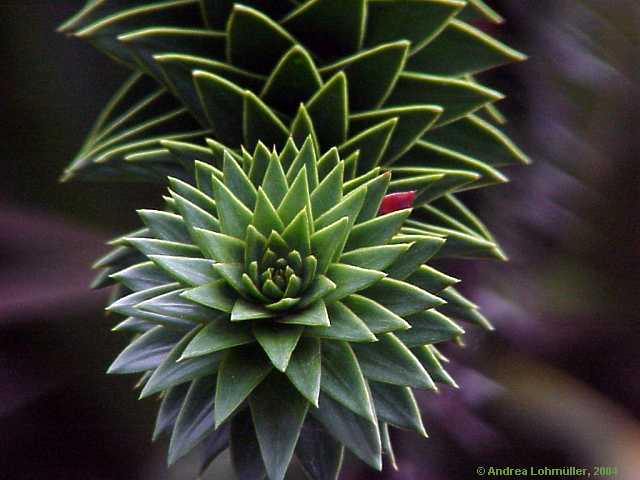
[
  {"left": 102, "top": 139, "right": 485, "bottom": 479},
  {"left": 60, "top": 0, "right": 528, "bottom": 194},
  {"left": 60, "top": 1, "right": 528, "bottom": 478}
]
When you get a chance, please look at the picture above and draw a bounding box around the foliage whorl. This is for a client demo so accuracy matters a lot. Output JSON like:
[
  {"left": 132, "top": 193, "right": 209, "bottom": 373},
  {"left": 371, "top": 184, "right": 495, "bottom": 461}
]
[{"left": 106, "top": 137, "right": 468, "bottom": 479}]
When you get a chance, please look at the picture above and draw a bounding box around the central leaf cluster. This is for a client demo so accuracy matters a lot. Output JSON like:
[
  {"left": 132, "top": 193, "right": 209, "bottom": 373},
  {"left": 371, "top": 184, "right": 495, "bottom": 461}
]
[{"left": 107, "top": 135, "right": 467, "bottom": 479}]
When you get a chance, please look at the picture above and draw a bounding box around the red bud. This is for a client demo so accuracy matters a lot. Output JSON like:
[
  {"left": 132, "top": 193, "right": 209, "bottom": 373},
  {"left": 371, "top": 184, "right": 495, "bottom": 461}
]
[{"left": 378, "top": 191, "right": 416, "bottom": 215}]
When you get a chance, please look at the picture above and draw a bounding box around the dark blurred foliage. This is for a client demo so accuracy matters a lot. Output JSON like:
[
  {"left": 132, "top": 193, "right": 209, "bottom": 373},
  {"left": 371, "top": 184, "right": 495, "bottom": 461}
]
[{"left": 1, "top": 1, "right": 639, "bottom": 479}]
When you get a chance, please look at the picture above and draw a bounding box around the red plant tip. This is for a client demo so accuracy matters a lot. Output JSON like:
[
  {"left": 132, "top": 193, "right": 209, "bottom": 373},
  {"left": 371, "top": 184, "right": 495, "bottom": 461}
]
[{"left": 378, "top": 191, "right": 416, "bottom": 215}]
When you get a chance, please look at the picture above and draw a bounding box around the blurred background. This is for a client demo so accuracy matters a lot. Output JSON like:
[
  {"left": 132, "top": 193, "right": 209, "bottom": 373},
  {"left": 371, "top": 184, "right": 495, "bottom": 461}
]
[{"left": 1, "top": 1, "right": 638, "bottom": 479}]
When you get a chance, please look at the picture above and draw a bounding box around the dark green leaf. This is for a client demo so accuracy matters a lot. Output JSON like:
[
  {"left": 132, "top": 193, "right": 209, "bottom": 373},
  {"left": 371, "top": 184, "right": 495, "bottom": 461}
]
[
  {"left": 141, "top": 327, "right": 224, "bottom": 398},
  {"left": 153, "top": 383, "right": 189, "bottom": 441},
  {"left": 338, "top": 118, "right": 397, "bottom": 174},
  {"left": 228, "top": 5, "right": 295, "bottom": 74},
  {"left": 148, "top": 255, "right": 219, "bottom": 287},
  {"left": 370, "top": 382, "right": 426, "bottom": 435},
  {"left": 282, "top": 0, "right": 366, "bottom": 60},
  {"left": 250, "top": 373, "right": 309, "bottom": 480},
  {"left": 286, "top": 337, "right": 321, "bottom": 406},
  {"left": 342, "top": 294, "right": 410, "bottom": 334},
  {"left": 230, "top": 409, "right": 266, "bottom": 480},
  {"left": 361, "top": 277, "right": 445, "bottom": 316},
  {"left": 305, "top": 73, "right": 348, "bottom": 150},
  {"left": 111, "top": 261, "right": 174, "bottom": 291},
  {"left": 243, "top": 91, "right": 289, "bottom": 151},
  {"left": 322, "top": 41, "right": 408, "bottom": 111},
  {"left": 223, "top": 150, "right": 257, "bottom": 208},
  {"left": 253, "top": 323, "right": 304, "bottom": 372},
  {"left": 194, "top": 70, "right": 244, "bottom": 146},
  {"left": 408, "top": 19, "right": 526, "bottom": 76},
  {"left": 296, "top": 415, "right": 344, "bottom": 480},
  {"left": 280, "top": 300, "right": 330, "bottom": 327},
  {"left": 364, "top": 0, "right": 463, "bottom": 51},
  {"left": 320, "top": 340, "right": 375, "bottom": 423},
  {"left": 340, "top": 245, "right": 409, "bottom": 271},
  {"left": 138, "top": 209, "right": 191, "bottom": 243},
  {"left": 108, "top": 326, "right": 184, "bottom": 374},
  {"left": 396, "top": 309, "right": 465, "bottom": 346},
  {"left": 309, "top": 301, "right": 377, "bottom": 343},
  {"left": 311, "top": 393, "right": 381, "bottom": 470},
  {"left": 261, "top": 46, "right": 322, "bottom": 114},
  {"left": 353, "top": 333, "right": 434, "bottom": 389},
  {"left": 215, "top": 346, "right": 272, "bottom": 427},
  {"left": 346, "top": 209, "right": 410, "bottom": 250},
  {"left": 168, "top": 375, "right": 217, "bottom": 465},
  {"left": 181, "top": 319, "right": 253, "bottom": 360},
  {"left": 386, "top": 73, "right": 503, "bottom": 126},
  {"left": 324, "top": 263, "right": 386, "bottom": 303}
]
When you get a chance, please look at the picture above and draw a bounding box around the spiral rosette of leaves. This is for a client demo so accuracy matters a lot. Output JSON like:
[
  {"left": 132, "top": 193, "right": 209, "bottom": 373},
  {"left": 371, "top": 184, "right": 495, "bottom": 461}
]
[
  {"left": 60, "top": 0, "right": 528, "bottom": 212},
  {"left": 105, "top": 138, "right": 473, "bottom": 479}
]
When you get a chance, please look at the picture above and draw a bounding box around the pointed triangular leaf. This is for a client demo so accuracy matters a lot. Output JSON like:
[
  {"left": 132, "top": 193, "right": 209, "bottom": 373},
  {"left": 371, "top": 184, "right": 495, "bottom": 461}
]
[
  {"left": 361, "top": 277, "right": 445, "bottom": 316},
  {"left": 309, "top": 301, "right": 377, "bottom": 343},
  {"left": 223, "top": 151, "right": 257, "bottom": 208},
  {"left": 346, "top": 209, "right": 411, "bottom": 251},
  {"left": 168, "top": 375, "right": 217, "bottom": 465},
  {"left": 320, "top": 340, "right": 375, "bottom": 423},
  {"left": 148, "top": 255, "right": 218, "bottom": 287},
  {"left": 261, "top": 151, "right": 289, "bottom": 206},
  {"left": 364, "top": 0, "right": 463, "bottom": 52},
  {"left": 310, "top": 217, "right": 349, "bottom": 274},
  {"left": 277, "top": 167, "right": 312, "bottom": 226},
  {"left": 210, "top": 175, "right": 252, "bottom": 239},
  {"left": 311, "top": 393, "right": 382, "bottom": 470},
  {"left": 342, "top": 294, "right": 410, "bottom": 334},
  {"left": 108, "top": 326, "right": 183, "bottom": 374},
  {"left": 305, "top": 72, "right": 348, "bottom": 150},
  {"left": 296, "top": 415, "right": 344, "bottom": 480},
  {"left": 322, "top": 41, "right": 408, "bottom": 110},
  {"left": 324, "top": 263, "right": 386, "bottom": 303},
  {"left": 352, "top": 333, "right": 434, "bottom": 389},
  {"left": 136, "top": 289, "right": 223, "bottom": 323},
  {"left": 228, "top": 5, "right": 295, "bottom": 74},
  {"left": 408, "top": 19, "right": 526, "bottom": 76},
  {"left": 193, "top": 228, "right": 244, "bottom": 263},
  {"left": 261, "top": 46, "right": 322, "bottom": 114},
  {"left": 194, "top": 70, "right": 244, "bottom": 146},
  {"left": 138, "top": 209, "right": 191, "bottom": 244},
  {"left": 351, "top": 106, "right": 442, "bottom": 165},
  {"left": 243, "top": 91, "right": 289, "bottom": 151},
  {"left": 253, "top": 188, "right": 286, "bottom": 236},
  {"left": 411, "top": 345, "right": 458, "bottom": 388},
  {"left": 153, "top": 383, "right": 189, "bottom": 441},
  {"left": 386, "top": 73, "right": 503, "bottom": 126},
  {"left": 386, "top": 235, "right": 444, "bottom": 280},
  {"left": 111, "top": 261, "right": 174, "bottom": 291},
  {"left": 339, "top": 118, "right": 397, "bottom": 175},
  {"left": 340, "top": 245, "right": 409, "bottom": 271},
  {"left": 141, "top": 327, "right": 224, "bottom": 398},
  {"left": 370, "top": 382, "right": 426, "bottom": 435},
  {"left": 250, "top": 373, "right": 309, "bottom": 480},
  {"left": 286, "top": 337, "right": 321, "bottom": 406},
  {"left": 230, "top": 409, "right": 267, "bottom": 480},
  {"left": 280, "top": 300, "right": 330, "bottom": 327},
  {"left": 282, "top": 0, "right": 366, "bottom": 59},
  {"left": 215, "top": 346, "right": 272, "bottom": 427},
  {"left": 395, "top": 309, "right": 465, "bottom": 346},
  {"left": 181, "top": 319, "right": 253, "bottom": 359},
  {"left": 424, "top": 113, "right": 529, "bottom": 167},
  {"left": 253, "top": 323, "right": 304, "bottom": 372},
  {"left": 181, "top": 280, "right": 236, "bottom": 312}
]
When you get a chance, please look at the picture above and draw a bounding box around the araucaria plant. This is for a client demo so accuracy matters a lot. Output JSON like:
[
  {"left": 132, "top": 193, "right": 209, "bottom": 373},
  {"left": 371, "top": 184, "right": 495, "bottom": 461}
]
[{"left": 61, "top": 1, "right": 527, "bottom": 479}]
